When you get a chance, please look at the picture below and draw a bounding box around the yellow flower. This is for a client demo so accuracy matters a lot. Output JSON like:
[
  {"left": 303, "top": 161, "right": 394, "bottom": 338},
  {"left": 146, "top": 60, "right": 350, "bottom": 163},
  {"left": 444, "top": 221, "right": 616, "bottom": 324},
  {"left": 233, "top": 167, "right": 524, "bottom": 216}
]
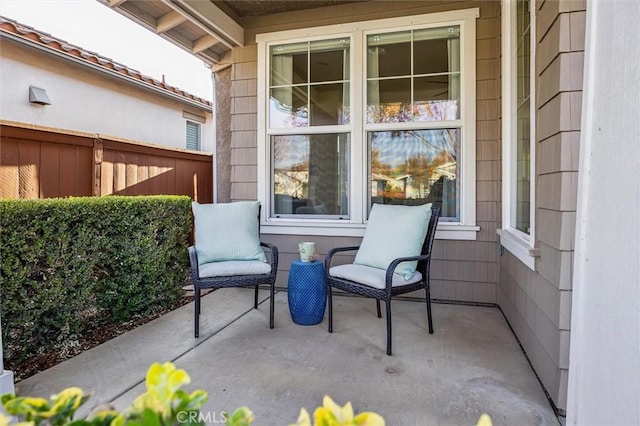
[
  {"left": 145, "top": 362, "right": 191, "bottom": 402},
  {"left": 292, "top": 396, "right": 385, "bottom": 426},
  {"left": 0, "top": 412, "right": 33, "bottom": 426},
  {"left": 50, "top": 387, "right": 85, "bottom": 413},
  {"left": 3, "top": 396, "right": 50, "bottom": 419},
  {"left": 292, "top": 408, "right": 312, "bottom": 426},
  {"left": 477, "top": 413, "right": 493, "bottom": 426}
]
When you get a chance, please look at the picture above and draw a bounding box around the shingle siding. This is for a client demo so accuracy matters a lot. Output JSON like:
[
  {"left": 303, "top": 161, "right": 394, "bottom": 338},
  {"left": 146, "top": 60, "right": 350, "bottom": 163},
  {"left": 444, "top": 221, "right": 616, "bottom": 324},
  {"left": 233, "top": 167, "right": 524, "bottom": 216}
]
[
  {"left": 225, "top": 3, "right": 587, "bottom": 411},
  {"left": 226, "top": 0, "right": 504, "bottom": 306},
  {"left": 497, "top": 0, "right": 586, "bottom": 413}
]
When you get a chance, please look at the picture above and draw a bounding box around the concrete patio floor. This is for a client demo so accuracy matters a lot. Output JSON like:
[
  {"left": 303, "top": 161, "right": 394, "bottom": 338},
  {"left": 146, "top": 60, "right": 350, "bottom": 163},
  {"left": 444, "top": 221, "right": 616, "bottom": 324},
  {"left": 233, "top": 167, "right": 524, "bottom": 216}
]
[{"left": 17, "top": 289, "right": 559, "bottom": 425}]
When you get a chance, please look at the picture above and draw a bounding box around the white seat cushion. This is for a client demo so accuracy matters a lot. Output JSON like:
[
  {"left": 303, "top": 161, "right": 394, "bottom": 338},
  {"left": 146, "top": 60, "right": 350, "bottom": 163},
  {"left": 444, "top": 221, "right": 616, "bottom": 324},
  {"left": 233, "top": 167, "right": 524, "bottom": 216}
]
[
  {"left": 199, "top": 260, "right": 271, "bottom": 278},
  {"left": 329, "top": 264, "right": 422, "bottom": 290}
]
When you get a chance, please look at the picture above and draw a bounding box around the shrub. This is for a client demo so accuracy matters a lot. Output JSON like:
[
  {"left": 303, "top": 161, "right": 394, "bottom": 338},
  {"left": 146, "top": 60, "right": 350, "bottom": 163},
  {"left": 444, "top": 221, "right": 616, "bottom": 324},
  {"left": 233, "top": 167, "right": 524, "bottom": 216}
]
[
  {"left": 0, "top": 362, "right": 388, "bottom": 426},
  {"left": 0, "top": 196, "right": 191, "bottom": 372}
]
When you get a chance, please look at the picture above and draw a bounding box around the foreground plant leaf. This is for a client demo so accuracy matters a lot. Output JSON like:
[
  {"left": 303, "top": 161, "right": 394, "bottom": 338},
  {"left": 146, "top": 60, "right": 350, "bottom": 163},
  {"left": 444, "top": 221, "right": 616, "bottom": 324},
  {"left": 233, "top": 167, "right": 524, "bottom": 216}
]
[
  {"left": 225, "top": 406, "right": 254, "bottom": 426},
  {"left": 292, "top": 396, "right": 385, "bottom": 426}
]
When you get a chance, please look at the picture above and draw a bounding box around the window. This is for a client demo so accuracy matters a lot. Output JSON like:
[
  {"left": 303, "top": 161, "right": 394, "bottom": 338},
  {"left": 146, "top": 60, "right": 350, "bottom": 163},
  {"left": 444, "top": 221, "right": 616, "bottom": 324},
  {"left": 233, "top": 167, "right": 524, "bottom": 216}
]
[
  {"left": 500, "top": 0, "right": 537, "bottom": 268},
  {"left": 366, "top": 26, "right": 462, "bottom": 221},
  {"left": 257, "top": 9, "right": 479, "bottom": 238},
  {"left": 268, "top": 39, "right": 351, "bottom": 218},
  {"left": 186, "top": 121, "right": 201, "bottom": 150}
]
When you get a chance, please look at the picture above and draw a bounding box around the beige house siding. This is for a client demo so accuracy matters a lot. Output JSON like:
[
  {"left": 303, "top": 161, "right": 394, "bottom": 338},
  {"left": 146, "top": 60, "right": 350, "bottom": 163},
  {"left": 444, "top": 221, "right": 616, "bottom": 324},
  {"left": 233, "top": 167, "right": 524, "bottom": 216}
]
[
  {"left": 227, "top": 1, "right": 502, "bottom": 303},
  {"left": 223, "top": 0, "right": 587, "bottom": 414},
  {"left": 497, "top": 0, "right": 585, "bottom": 414}
]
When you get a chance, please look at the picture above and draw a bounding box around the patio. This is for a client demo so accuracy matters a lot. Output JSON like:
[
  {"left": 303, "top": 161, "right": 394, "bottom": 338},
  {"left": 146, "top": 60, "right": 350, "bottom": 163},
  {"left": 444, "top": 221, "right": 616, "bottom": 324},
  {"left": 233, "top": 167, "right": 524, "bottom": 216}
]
[{"left": 16, "top": 288, "right": 559, "bottom": 425}]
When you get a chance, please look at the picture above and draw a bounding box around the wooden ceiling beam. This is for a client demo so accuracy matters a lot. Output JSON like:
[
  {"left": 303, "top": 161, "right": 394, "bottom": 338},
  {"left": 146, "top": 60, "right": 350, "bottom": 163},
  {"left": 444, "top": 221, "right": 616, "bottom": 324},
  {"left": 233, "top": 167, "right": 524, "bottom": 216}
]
[
  {"left": 108, "top": 0, "right": 128, "bottom": 7},
  {"left": 155, "top": 10, "right": 187, "bottom": 33},
  {"left": 192, "top": 34, "right": 218, "bottom": 54}
]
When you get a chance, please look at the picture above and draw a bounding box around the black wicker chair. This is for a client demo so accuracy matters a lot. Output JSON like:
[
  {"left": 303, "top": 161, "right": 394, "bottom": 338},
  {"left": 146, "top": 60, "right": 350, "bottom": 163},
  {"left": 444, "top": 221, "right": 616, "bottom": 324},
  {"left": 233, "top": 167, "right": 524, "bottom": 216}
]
[
  {"left": 324, "top": 206, "right": 440, "bottom": 355},
  {"left": 188, "top": 208, "right": 278, "bottom": 338}
]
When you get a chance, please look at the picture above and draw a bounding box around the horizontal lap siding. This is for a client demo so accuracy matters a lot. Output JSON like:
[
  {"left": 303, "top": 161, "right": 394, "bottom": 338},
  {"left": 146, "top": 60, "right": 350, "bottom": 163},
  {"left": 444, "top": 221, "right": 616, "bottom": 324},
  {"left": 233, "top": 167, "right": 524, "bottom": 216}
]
[
  {"left": 496, "top": 0, "right": 586, "bottom": 413},
  {"left": 229, "top": 1, "right": 502, "bottom": 304}
]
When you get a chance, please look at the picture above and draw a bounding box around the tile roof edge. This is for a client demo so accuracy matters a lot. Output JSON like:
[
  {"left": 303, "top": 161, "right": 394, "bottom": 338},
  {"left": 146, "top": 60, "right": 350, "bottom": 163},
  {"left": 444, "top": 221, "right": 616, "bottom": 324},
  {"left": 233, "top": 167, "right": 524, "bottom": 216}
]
[{"left": 0, "top": 15, "right": 213, "bottom": 110}]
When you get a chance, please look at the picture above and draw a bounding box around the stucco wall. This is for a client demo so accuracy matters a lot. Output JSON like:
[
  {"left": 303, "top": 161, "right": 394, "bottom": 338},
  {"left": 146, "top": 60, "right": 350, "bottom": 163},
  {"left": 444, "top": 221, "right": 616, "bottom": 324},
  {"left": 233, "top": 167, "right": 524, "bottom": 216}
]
[
  {"left": 0, "top": 41, "right": 213, "bottom": 152},
  {"left": 215, "top": 66, "right": 232, "bottom": 202},
  {"left": 227, "top": 0, "right": 502, "bottom": 303},
  {"left": 497, "top": 0, "right": 586, "bottom": 414}
]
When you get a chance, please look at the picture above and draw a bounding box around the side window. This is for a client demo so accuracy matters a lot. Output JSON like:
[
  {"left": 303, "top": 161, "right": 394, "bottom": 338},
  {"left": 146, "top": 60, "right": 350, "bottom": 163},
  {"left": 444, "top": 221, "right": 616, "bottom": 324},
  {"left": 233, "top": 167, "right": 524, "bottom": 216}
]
[
  {"left": 186, "top": 120, "right": 201, "bottom": 151},
  {"left": 500, "top": 0, "right": 537, "bottom": 268}
]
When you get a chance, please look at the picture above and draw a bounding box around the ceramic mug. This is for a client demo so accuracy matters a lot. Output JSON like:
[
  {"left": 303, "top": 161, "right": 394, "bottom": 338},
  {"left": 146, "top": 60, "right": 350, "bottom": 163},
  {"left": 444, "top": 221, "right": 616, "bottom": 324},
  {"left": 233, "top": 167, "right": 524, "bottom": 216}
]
[{"left": 298, "top": 242, "right": 316, "bottom": 262}]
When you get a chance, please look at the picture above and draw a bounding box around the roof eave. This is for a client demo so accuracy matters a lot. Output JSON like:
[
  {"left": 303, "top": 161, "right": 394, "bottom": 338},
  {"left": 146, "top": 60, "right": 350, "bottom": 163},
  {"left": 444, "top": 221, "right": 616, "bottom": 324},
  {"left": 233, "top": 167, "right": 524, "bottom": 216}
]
[{"left": 1, "top": 31, "right": 212, "bottom": 112}]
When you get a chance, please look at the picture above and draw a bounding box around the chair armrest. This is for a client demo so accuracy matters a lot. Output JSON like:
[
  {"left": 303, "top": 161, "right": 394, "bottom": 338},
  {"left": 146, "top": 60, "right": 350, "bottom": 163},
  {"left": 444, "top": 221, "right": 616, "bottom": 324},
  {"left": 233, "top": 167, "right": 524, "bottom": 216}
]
[
  {"left": 324, "top": 245, "right": 360, "bottom": 272},
  {"left": 385, "top": 253, "right": 432, "bottom": 290},
  {"left": 188, "top": 246, "right": 199, "bottom": 279},
  {"left": 260, "top": 241, "right": 279, "bottom": 272}
]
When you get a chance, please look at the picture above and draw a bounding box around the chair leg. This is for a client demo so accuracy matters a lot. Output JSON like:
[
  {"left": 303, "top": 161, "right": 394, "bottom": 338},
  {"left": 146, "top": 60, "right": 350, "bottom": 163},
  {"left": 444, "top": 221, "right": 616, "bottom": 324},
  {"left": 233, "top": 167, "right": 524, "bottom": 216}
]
[
  {"left": 425, "top": 283, "right": 434, "bottom": 334},
  {"left": 269, "top": 282, "right": 275, "bottom": 329},
  {"left": 376, "top": 299, "right": 382, "bottom": 318},
  {"left": 385, "top": 299, "right": 392, "bottom": 356},
  {"left": 328, "top": 285, "right": 334, "bottom": 333},
  {"left": 254, "top": 285, "right": 259, "bottom": 309},
  {"left": 194, "top": 287, "right": 201, "bottom": 338}
]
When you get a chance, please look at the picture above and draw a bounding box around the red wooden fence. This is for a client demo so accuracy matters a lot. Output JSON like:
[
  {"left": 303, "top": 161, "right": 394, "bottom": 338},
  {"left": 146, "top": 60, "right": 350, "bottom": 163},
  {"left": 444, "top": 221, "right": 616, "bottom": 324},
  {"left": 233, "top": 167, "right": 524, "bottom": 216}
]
[{"left": 0, "top": 122, "right": 213, "bottom": 202}]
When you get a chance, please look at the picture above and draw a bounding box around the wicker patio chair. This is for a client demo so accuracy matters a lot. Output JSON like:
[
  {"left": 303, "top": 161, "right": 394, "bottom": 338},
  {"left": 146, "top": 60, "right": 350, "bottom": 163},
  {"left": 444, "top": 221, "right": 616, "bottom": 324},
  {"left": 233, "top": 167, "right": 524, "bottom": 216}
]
[
  {"left": 189, "top": 202, "right": 278, "bottom": 337},
  {"left": 325, "top": 205, "right": 440, "bottom": 355}
]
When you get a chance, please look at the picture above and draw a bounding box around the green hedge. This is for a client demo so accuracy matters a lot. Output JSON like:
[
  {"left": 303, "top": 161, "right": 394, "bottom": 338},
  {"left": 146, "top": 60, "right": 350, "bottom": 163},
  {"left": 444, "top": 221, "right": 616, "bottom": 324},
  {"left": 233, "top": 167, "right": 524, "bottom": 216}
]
[{"left": 0, "top": 196, "right": 192, "bottom": 371}]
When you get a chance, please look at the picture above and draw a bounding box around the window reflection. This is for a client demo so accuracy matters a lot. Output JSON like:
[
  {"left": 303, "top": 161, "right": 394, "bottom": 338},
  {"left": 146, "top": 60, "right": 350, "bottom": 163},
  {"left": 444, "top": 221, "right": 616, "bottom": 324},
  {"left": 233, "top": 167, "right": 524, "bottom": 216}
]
[
  {"left": 369, "top": 129, "right": 459, "bottom": 220},
  {"left": 366, "top": 27, "right": 461, "bottom": 123},
  {"left": 272, "top": 134, "right": 350, "bottom": 217},
  {"left": 270, "top": 39, "right": 350, "bottom": 128}
]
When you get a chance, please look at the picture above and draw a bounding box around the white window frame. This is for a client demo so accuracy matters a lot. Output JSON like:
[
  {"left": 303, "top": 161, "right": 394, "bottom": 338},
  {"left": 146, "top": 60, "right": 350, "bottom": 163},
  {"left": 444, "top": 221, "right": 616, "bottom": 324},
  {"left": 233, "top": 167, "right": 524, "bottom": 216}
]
[
  {"left": 257, "top": 8, "right": 479, "bottom": 239},
  {"left": 499, "top": 0, "right": 538, "bottom": 269},
  {"left": 186, "top": 120, "right": 201, "bottom": 151}
]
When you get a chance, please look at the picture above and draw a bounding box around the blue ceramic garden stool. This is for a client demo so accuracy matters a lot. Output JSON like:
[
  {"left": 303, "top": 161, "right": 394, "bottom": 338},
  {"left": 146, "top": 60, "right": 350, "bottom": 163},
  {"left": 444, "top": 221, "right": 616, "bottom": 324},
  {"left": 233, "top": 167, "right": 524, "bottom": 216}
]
[{"left": 288, "top": 260, "right": 326, "bottom": 325}]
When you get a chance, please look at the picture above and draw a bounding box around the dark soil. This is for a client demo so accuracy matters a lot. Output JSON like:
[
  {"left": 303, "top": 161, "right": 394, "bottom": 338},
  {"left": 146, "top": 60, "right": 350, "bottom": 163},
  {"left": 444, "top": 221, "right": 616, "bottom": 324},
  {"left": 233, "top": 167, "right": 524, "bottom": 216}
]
[{"left": 12, "top": 290, "right": 195, "bottom": 382}]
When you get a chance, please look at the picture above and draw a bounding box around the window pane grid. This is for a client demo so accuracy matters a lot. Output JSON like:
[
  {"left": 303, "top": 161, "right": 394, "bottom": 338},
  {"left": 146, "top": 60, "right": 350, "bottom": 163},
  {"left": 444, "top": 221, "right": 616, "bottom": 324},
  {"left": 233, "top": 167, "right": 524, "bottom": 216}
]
[
  {"left": 269, "top": 38, "right": 350, "bottom": 128},
  {"left": 261, "top": 10, "right": 476, "bottom": 227},
  {"left": 366, "top": 26, "right": 461, "bottom": 123}
]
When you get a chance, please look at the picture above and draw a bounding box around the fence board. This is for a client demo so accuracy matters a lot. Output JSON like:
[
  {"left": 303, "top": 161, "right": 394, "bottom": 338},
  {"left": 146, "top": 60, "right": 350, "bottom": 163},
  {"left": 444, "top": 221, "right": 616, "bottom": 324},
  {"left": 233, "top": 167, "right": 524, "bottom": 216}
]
[
  {"left": 92, "top": 139, "right": 103, "bottom": 196},
  {"left": 101, "top": 149, "right": 114, "bottom": 196},
  {"left": 77, "top": 146, "right": 93, "bottom": 196},
  {"left": 0, "top": 124, "right": 213, "bottom": 202},
  {"left": 125, "top": 153, "right": 138, "bottom": 196},
  {"left": 18, "top": 140, "right": 40, "bottom": 199},
  {"left": 40, "top": 142, "right": 61, "bottom": 198},
  {"left": 1, "top": 139, "right": 20, "bottom": 199},
  {"left": 136, "top": 154, "right": 149, "bottom": 195},
  {"left": 113, "top": 152, "right": 127, "bottom": 194},
  {"left": 59, "top": 145, "right": 79, "bottom": 197}
]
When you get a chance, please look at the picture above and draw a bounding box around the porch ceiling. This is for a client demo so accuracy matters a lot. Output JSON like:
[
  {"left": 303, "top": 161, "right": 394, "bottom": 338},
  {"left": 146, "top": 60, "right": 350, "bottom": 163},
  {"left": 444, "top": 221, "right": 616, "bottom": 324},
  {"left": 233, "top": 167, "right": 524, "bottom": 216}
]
[{"left": 99, "top": 0, "right": 365, "bottom": 66}]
